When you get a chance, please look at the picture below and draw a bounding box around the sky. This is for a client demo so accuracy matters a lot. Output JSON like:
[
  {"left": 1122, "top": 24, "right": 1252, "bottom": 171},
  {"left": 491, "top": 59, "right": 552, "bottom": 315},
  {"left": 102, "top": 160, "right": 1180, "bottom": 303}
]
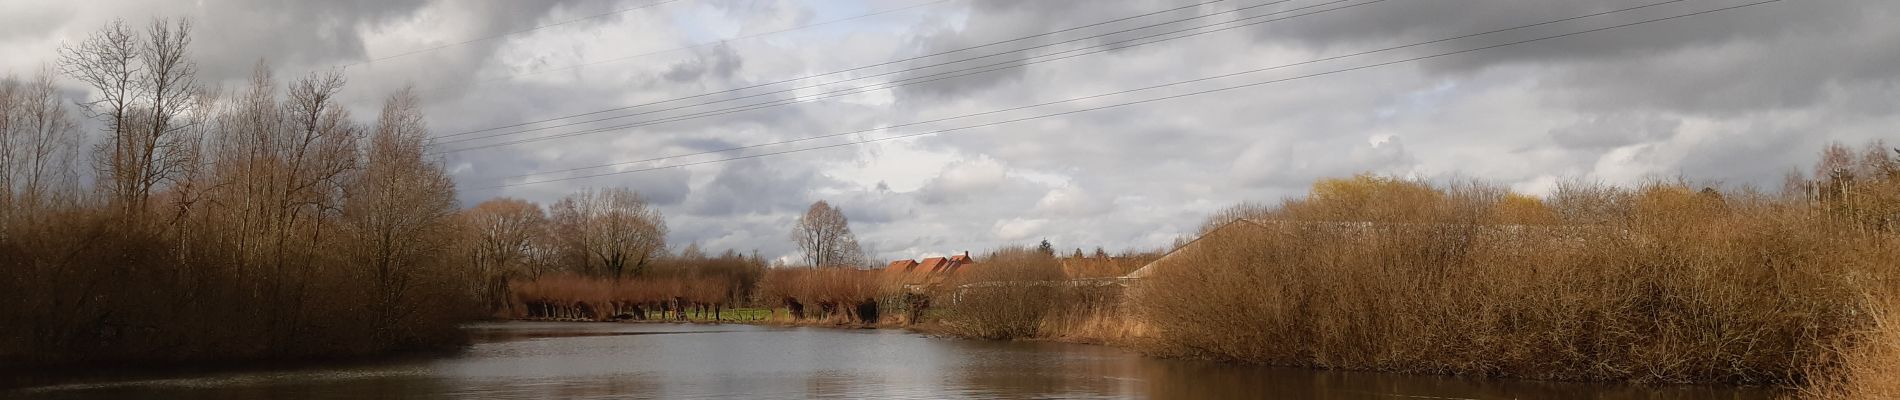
[{"left": 1, "top": 0, "right": 1893, "bottom": 263}]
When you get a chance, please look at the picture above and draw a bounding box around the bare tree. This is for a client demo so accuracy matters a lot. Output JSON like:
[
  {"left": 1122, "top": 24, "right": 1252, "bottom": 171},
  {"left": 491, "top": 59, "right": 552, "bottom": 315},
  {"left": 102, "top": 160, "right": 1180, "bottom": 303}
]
[
  {"left": 199, "top": 67, "right": 360, "bottom": 345},
  {"left": 0, "top": 33, "right": 492, "bottom": 362},
  {"left": 463, "top": 197, "right": 547, "bottom": 313},
  {"left": 59, "top": 18, "right": 199, "bottom": 218},
  {"left": 550, "top": 188, "right": 667, "bottom": 279},
  {"left": 344, "top": 87, "right": 461, "bottom": 339},
  {"left": 136, "top": 18, "right": 199, "bottom": 202},
  {"left": 0, "top": 71, "right": 83, "bottom": 237},
  {"left": 59, "top": 19, "right": 139, "bottom": 209},
  {"left": 0, "top": 75, "right": 14, "bottom": 217},
  {"left": 791, "top": 200, "right": 864, "bottom": 268}
]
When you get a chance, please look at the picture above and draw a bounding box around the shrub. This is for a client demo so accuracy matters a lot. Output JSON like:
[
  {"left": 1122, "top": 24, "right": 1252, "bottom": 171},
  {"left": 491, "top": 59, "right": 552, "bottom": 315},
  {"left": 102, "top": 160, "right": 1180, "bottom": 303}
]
[
  {"left": 939, "top": 246, "right": 1066, "bottom": 339},
  {"left": 1137, "top": 145, "right": 1900, "bottom": 385},
  {"left": 758, "top": 267, "right": 894, "bottom": 323}
]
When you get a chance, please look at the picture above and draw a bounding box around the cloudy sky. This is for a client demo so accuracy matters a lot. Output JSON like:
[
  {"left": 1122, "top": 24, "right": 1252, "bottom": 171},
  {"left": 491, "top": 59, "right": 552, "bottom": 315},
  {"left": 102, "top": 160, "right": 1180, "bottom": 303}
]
[{"left": 1, "top": 0, "right": 1892, "bottom": 263}]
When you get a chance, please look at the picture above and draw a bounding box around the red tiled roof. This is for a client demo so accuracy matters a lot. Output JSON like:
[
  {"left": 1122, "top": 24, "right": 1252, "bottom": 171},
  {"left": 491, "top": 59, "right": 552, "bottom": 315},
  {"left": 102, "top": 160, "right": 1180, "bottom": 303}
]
[
  {"left": 919, "top": 257, "right": 949, "bottom": 273},
  {"left": 883, "top": 260, "right": 924, "bottom": 285},
  {"left": 888, "top": 253, "right": 987, "bottom": 288},
  {"left": 884, "top": 259, "right": 919, "bottom": 273}
]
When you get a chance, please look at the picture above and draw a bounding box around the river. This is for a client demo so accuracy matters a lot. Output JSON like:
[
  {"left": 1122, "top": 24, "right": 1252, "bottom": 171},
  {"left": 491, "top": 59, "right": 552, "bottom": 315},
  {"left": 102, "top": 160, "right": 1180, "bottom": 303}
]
[{"left": 4, "top": 322, "right": 1782, "bottom": 399}]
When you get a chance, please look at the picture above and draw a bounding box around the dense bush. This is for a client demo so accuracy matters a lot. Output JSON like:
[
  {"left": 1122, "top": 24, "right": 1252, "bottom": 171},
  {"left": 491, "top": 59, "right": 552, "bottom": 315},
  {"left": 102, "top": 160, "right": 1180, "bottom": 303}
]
[
  {"left": 937, "top": 246, "right": 1067, "bottom": 339},
  {"left": 510, "top": 274, "right": 735, "bottom": 321},
  {"left": 0, "top": 18, "right": 480, "bottom": 365},
  {"left": 0, "top": 75, "right": 474, "bottom": 365},
  {"left": 1137, "top": 142, "right": 1900, "bottom": 385},
  {"left": 759, "top": 267, "right": 895, "bottom": 323}
]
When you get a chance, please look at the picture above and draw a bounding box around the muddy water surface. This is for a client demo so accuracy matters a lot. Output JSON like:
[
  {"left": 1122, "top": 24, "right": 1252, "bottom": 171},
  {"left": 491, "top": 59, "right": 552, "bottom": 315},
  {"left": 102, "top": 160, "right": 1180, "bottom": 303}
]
[{"left": 4, "top": 322, "right": 1783, "bottom": 399}]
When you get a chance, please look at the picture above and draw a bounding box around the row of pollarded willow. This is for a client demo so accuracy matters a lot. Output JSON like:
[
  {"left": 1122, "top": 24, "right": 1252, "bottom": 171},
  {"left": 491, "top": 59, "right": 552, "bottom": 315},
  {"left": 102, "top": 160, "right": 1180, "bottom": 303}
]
[
  {"left": 509, "top": 274, "right": 735, "bottom": 321},
  {"left": 759, "top": 267, "right": 894, "bottom": 323},
  {"left": 0, "top": 18, "right": 474, "bottom": 364},
  {"left": 1136, "top": 141, "right": 1900, "bottom": 386}
]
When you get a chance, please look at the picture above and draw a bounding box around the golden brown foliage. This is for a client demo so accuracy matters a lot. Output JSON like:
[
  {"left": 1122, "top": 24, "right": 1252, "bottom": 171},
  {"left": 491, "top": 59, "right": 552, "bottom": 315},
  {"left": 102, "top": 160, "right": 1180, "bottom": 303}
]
[
  {"left": 759, "top": 267, "right": 894, "bottom": 323},
  {"left": 1807, "top": 296, "right": 1900, "bottom": 399},
  {"left": 462, "top": 197, "right": 550, "bottom": 314},
  {"left": 1059, "top": 253, "right": 1159, "bottom": 279},
  {"left": 938, "top": 246, "right": 1068, "bottom": 339},
  {"left": 509, "top": 274, "right": 734, "bottom": 321},
  {"left": 548, "top": 188, "right": 668, "bottom": 279},
  {"left": 0, "top": 21, "right": 475, "bottom": 365},
  {"left": 1137, "top": 144, "right": 1900, "bottom": 385}
]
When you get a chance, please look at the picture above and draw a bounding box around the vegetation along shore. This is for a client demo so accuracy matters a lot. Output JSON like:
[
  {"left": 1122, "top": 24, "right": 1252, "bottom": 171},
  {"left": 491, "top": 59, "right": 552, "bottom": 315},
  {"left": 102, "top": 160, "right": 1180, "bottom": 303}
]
[{"left": 1, "top": 14, "right": 1896, "bottom": 399}]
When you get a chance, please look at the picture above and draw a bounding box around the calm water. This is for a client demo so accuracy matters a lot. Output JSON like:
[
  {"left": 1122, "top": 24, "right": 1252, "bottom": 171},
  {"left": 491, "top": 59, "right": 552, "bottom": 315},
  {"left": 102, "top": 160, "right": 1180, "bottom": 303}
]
[{"left": 5, "top": 322, "right": 1782, "bottom": 399}]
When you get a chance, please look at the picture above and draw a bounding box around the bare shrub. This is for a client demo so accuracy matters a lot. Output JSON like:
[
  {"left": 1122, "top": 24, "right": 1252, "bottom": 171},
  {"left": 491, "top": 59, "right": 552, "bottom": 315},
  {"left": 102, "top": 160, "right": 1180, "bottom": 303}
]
[
  {"left": 1058, "top": 252, "right": 1158, "bottom": 279},
  {"left": 508, "top": 246, "right": 766, "bottom": 322},
  {"left": 759, "top": 267, "right": 894, "bottom": 323},
  {"left": 940, "top": 246, "right": 1066, "bottom": 339},
  {"left": 1137, "top": 149, "right": 1900, "bottom": 385},
  {"left": 1807, "top": 295, "right": 1900, "bottom": 399},
  {"left": 0, "top": 19, "right": 481, "bottom": 365}
]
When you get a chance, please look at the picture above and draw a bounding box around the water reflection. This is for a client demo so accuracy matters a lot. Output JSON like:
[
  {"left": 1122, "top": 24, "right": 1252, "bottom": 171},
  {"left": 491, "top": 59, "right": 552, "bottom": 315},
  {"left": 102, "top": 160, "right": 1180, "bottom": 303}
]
[{"left": 5, "top": 322, "right": 1782, "bottom": 399}]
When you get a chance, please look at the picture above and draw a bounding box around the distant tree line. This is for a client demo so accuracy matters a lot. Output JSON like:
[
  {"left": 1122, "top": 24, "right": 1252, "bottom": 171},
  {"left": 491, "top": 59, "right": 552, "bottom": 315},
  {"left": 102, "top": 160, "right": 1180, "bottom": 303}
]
[{"left": 462, "top": 190, "right": 768, "bottom": 319}]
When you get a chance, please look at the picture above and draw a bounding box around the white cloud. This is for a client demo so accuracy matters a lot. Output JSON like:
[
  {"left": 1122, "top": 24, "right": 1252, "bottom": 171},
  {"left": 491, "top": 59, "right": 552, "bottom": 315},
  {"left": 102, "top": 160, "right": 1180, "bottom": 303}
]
[
  {"left": 1035, "top": 185, "right": 1113, "bottom": 217},
  {"left": 5, "top": 0, "right": 1894, "bottom": 262},
  {"left": 992, "top": 218, "right": 1047, "bottom": 242}
]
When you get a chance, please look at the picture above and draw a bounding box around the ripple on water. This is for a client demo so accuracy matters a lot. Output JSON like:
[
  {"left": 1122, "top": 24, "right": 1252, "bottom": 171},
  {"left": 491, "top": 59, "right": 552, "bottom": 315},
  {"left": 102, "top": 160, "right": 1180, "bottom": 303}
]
[{"left": 4, "top": 322, "right": 1785, "bottom": 399}]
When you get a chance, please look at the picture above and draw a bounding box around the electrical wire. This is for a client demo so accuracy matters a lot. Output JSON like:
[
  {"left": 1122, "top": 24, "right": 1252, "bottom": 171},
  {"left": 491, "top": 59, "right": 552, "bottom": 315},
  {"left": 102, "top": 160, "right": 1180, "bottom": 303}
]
[
  {"left": 471, "top": 0, "right": 1785, "bottom": 190},
  {"left": 486, "top": 0, "right": 1691, "bottom": 181},
  {"left": 433, "top": 0, "right": 1370, "bottom": 151},
  {"left": 431, "top": 0, "right": 1240, "bottom": 139}
]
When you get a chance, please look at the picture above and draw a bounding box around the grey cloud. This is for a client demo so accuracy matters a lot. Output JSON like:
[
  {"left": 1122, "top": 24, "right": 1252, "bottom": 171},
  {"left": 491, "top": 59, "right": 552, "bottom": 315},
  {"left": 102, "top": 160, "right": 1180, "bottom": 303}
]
[
  {"left": 890, "top": 0, "right": 1220, "bottom": 101},
  {"left": 1548, "top": 113, "right": 1680, "bottom": 150},
  {"left": 914, "top": 155, "right": 1014, "bottom": 204},
  {"left": 10, "top": 0, "right": 1897, "bottom": 263},
  {"left": 662, "top": 43, "right": 744, "bottom": 83},
  {"left": 1239, "top": 0, "right": 1895, "bottom": 115},
  {"left": 701, "top": 0, "right": 814, "bottom": 26},
  {"left": 828, "top": 190, "right": 913, "bottom": 225},
  {"left": 684, "top": 158, "right": 835, "bottom": 216},
  {"left": 1231, "top": 135, "right": 1417, "bottom": 188},
  {"left": 0, "top": 4, "right": 74, "bottom": 41},
  {"left": 1548, "top": 14, "right": 1900, "bottom": 115}
]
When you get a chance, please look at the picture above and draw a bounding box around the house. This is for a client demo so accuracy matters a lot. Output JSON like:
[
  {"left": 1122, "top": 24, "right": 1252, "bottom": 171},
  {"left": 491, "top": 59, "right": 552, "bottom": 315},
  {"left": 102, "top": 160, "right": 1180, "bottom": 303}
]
[{"left": 884, "top": 259, "right": 919, "bottom": 272}]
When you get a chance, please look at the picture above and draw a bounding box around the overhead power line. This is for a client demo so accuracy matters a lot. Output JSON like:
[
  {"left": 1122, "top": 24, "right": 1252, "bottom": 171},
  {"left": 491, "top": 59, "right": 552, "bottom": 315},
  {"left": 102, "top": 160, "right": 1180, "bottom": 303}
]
[
  {"left": 348, "top": 0, "right": 690, "bottom": 68},
  {"left": 473, "top": 0, "right": 1785, "bottom": 190},
  {"left": 487, "top": 0, "right": 1692, "bottom": 182},
  {"left": 432, "top": 0, "right": 1238, "bottom": 140},
  {"left": 433, "top": 0, "right": 1373, "bottom": 152}
]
